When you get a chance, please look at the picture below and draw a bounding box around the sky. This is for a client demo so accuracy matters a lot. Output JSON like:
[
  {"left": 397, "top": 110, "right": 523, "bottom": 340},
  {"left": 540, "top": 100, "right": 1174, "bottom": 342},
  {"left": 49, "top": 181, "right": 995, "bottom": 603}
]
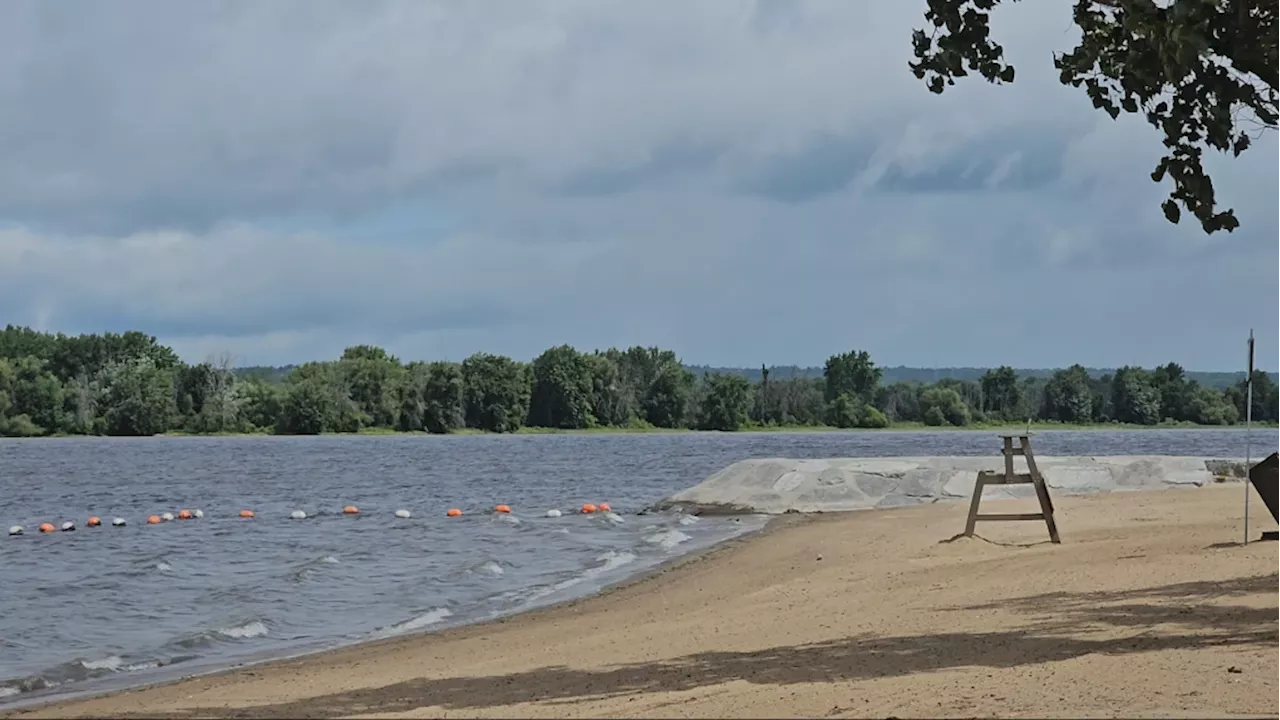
[{"left": 0, "top": 0, "right": 1276, "bottom": 372}]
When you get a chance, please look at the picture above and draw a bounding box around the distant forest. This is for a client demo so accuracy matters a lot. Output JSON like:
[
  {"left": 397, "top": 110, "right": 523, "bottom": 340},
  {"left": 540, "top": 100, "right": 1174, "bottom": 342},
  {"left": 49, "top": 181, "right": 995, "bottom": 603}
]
[
  {"left": 240, "top": 363, "right": 1268, "bottom": 390},
  {"left": 1, "top": 324, "right": 1276, "bottom": 437}
]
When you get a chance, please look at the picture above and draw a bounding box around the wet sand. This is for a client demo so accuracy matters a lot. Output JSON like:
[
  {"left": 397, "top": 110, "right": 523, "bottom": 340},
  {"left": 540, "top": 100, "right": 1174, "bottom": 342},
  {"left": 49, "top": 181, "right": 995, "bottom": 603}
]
[{"left": 10, "top": 484, "right": 1278, "bottom": 719}]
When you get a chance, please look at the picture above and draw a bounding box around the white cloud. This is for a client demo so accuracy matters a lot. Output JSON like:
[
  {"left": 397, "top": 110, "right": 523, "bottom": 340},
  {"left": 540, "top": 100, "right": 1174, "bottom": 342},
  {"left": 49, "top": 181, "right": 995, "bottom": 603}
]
[{"left": 0, "top": 0, "right": 1274, "bottom": 370}]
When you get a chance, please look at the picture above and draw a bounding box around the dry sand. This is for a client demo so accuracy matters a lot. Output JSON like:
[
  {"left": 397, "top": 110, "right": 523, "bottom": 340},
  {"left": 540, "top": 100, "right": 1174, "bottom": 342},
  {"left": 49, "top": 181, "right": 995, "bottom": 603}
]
[{"left": 10, "top": 484, "right": 1278, "bottom": 719}]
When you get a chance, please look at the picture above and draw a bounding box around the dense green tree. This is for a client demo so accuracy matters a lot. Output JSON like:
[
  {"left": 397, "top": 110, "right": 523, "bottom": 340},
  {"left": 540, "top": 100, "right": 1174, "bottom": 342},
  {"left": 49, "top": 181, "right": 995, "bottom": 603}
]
[
  {"left": 875, "top": 381, "right": 922, "bottom": 423},
  {"left": 758, "top": 377, "right": 826, "bottom": 426},
  {"left": 528, "top": 345, "right": 596, "bottom": 429},
  {"left": 421, "top": 362, "right": 465, "bottom": 434},
  {"left": 824, "top": 350, "right": 881, "bottom": 404},
  {"left": 6, "top": 356, "right": 64, "bottom": 434},
  {"left": 616, "top": 347, "right": 694, "bottom": 428},
  {"left": 827, "top": 393, "right": 891, "bottom": 429},
  {"left": 1111, "top": 366, "right": 1162, "bottom": 425},
  {"left": 980, "top": 366, "right": 1021, "bottom": 420},
  {"left": 276, "top": 377, "right": 334, "bottom": 435},
  {"left": 910, "top": 0, "right": 1276, "bottom": 234},
  {"left": 461, "top": 353, "right": 530, "bottom": 433},
  {"left": 698, "top": 374, "right": 753, "bottom": 431},
  {"left": 100, "top": 359, "right": 176, "bottom": 436},
  {"left": 238, "top": 379, "right": 283, "bottom": 431},
  {"left": 919, "top": 386, "right": 971, "bottom": 426},
  {"left": 339, "top": 346, "right": 404, "bottom": 428},
  {"left": 1151, "top": 362, "right": 1195, "bottom": 421},
  {"left": 275, "top": 362, "right": 364, "bottom": 434},
  {"left": 1186, "top": 384, "right": 1239, "bottom": 425},
  {"left": 1043, "top": 365, "right": 1095, "bottom": 423},
  {"left": 585, "top": 351, "right": 635, "bottom": 427}
]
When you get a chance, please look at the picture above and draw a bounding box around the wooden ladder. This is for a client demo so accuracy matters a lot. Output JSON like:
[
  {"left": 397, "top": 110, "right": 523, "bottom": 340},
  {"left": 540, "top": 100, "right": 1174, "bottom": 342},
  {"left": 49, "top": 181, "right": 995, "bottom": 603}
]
[{"left": 963, "top": 433, "right": 1060, "bottom": 543}]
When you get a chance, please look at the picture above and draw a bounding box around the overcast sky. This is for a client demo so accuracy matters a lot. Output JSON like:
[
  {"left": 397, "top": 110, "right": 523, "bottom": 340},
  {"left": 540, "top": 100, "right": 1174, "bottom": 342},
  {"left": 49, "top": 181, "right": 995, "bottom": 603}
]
[{"left": 1, "top": 0, "right": 1275, "bottom": 371}]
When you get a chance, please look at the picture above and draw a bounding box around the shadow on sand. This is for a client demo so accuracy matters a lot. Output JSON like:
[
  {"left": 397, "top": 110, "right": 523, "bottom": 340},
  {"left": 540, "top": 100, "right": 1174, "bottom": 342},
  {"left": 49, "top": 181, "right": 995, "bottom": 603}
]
[{"left": 118, "top": 573, "right": 1278, "bottom": 719}]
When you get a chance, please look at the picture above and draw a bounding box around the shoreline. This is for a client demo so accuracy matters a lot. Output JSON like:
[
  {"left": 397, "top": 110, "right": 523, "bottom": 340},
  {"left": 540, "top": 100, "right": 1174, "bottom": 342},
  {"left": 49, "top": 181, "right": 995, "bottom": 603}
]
[
  {"left": 1, "top": 514, "right": 799, "bottom": 716},
  {"left": 7, "top": 423, "right": 1274, "bottom": 440},
  {"left": 10, "top": 485, "right": 1276, "bottom": 719}
]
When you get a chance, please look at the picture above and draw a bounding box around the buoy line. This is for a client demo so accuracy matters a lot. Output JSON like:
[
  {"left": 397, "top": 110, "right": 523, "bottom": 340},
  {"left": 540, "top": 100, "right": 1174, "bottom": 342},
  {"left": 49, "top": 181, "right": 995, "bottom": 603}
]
[{"left": 7, "top": 501, "right": 618, "bottom": 537}]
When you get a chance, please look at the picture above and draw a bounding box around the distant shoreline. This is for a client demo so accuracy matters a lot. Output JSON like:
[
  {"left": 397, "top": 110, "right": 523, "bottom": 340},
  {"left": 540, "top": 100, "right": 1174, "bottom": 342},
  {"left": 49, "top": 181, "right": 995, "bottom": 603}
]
[{"left": 7, "top": 421, "right": 1271, "bottom": 440}]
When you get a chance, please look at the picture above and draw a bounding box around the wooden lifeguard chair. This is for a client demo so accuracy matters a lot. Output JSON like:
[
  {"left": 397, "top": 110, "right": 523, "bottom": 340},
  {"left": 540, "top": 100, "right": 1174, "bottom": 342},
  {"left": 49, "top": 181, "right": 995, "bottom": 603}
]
[{"left": 963, "top": 433, "right": 1060, "bottom": 543}]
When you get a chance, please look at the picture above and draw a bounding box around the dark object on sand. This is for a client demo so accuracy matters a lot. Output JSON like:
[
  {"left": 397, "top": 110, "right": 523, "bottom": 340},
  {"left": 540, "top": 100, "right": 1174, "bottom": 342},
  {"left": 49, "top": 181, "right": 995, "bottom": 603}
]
[{"left": 1247, "top": 453, "right": 1278, "bottom": 541}]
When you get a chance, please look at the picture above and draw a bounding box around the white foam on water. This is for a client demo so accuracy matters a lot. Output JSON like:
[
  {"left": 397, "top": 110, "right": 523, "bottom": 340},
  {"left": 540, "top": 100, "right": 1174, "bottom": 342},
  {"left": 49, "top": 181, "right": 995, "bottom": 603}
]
[
  {"left": 376, "top": 608, "right": 454, "bottom": 637},
  {"left": 124, "top": 661, "right": 158, "bottom": 673},
  {"left": 154, "top": 562, "right": 172, "bottom": 572},
  {"left": 644, "top": 529, "right": 692, "bottom": 551},
  {"left": 79, "top": 656, "right": 123, "bottom": 672},
  {"left": 216, "top": 621, "right": 268, "bottom": 640},
  {"left": 601, "top": 512, "right": 625, "bottom": 525},
  {"left": 320, "top": 556, "right": 340, "bottom": 564},
  {"left": 497, "top": 514, "right": 520, "bottom": 525},
  {"left": 677, "top": 514, "right": 700, "bottom": 525},
  {"left": 0, "top": 687, "right": 18, "bottom": 699},
  {"left": 512, "top": 550, "right": 640, "bottom": 607},
  {"left": 477, "top": 561, "right": 504, "bottom": 577},
  {"left": 592, "top": 550, "right": 637, "bottom": 574}
]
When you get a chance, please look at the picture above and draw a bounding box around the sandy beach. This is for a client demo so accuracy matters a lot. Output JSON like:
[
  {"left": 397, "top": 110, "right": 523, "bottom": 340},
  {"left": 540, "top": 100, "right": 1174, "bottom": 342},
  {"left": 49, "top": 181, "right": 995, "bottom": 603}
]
[{"left": 10, "top": 484, "right": 1277, "bottom": 719}]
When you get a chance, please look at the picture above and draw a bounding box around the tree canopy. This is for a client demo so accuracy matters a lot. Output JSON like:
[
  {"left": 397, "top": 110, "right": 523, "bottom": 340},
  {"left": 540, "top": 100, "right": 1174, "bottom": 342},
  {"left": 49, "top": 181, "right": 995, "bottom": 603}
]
[
  {"left": 910, "top": 0, "right": 1276, "bottom": 233},
  {"left": 0, "top": 324, "right": 1274, "bottom": 437}
]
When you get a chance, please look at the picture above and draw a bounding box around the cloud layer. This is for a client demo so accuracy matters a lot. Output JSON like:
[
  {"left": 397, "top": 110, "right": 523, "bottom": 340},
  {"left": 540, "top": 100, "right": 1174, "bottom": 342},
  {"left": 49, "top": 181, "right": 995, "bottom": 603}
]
[{"left": 1, "top": 0, "right": 1275, "bottom": 370}]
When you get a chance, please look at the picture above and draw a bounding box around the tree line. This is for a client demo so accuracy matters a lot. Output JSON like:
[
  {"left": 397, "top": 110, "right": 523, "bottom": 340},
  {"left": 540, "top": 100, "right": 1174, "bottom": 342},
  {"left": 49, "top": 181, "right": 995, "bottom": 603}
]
[{"left": 0, "top": 325, "right": 1275, "bottom": 437}]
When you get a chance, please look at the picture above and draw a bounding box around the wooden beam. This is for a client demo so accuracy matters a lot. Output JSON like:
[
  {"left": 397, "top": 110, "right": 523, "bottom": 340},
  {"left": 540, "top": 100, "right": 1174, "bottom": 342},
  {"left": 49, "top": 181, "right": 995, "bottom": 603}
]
[{"left": 975, "top": 512, "right": 1048, "bottom": 522}]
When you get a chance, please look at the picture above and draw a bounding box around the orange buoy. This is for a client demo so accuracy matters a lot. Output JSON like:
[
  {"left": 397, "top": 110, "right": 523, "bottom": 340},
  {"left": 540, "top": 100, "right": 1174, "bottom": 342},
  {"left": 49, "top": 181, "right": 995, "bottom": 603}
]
[
  {"left": 87, "top": 516, "right": 102, "bottom": 527},
  {"left": 343, "top": 505, "right": 359, "bottom": 515},
  {"left": 581, "top": 503, "right": 598, "bottom": 514},
  {"left": 495, "top": 504, "right": 511, "bottom": 514},
  {"left": 147, "top": 515, "right": 162, "bottom": 524},
  {"left": 177, "top": 509, "right": 192, "bottom": 520},
  {"left": 598, "top": 503, "right": 612, "bottom": 512},
  {"left": 38, "top": 522, "right": 56, "bottom": 533},
  {"left": 446, "top": 508, "right": 462, "bottom": 517},
  {"left": 239, "top": 509, "right": 255, "bottom": 518}
]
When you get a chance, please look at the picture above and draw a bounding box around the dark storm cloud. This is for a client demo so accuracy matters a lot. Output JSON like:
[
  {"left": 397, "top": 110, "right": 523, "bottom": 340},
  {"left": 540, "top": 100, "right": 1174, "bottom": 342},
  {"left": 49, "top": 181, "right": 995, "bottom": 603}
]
[{"left": 0, "top": 0, "right": 1274, "bottom": 370}]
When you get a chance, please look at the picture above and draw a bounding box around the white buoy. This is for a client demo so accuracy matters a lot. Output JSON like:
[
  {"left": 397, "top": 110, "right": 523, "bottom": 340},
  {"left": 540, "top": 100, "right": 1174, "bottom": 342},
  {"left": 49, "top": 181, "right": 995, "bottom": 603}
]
[
  {"left": 8, "top": 525, "right": 23, "bottom": 536},
  {"left": 545, "top": 509, "right": 562, "bottom": 518},
  {"left": 160, "top": 512, "right": 174, "bottom": 522},
  {"left": 60, "top": 521, "right": 76, "bottom": 532},
  {"left": 192, "top": 509, "right": 204, "bottom": 519},
  {"left": 394, "top": 509, "right": 411, "bottom": 519},
  {"left": 112, "top": 517, "right": 127, "bottom": 527},
  {"left": 290, "top": 510, "right": 307, "bottom": 520}
]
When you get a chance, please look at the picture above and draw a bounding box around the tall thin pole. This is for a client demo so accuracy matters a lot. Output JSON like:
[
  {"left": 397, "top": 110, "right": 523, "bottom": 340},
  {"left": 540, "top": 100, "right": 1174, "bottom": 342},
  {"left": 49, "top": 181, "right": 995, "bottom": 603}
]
[{"left": 1243, "top": 330, "right": 1254, "bottom": 545}]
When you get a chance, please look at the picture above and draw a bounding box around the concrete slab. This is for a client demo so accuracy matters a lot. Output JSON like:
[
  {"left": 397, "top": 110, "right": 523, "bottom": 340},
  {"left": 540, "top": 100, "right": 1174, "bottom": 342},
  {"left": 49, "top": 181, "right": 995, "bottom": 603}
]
[{"left": 651, "top": 455, "right": 1250, "bottom": 515}]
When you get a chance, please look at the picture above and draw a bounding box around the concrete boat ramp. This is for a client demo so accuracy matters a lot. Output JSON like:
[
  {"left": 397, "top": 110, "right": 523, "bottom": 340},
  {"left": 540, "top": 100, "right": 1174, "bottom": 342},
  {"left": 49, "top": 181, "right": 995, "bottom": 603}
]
[{"left": 651, "top": 456, "right": 1250, "bottom": 515}]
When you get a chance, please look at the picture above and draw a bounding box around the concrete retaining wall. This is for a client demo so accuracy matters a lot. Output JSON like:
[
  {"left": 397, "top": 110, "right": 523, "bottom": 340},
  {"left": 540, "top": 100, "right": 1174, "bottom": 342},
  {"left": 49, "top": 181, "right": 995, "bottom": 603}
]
[{"left": 650, "top": 456, "right": 1249, "bottom": 515}]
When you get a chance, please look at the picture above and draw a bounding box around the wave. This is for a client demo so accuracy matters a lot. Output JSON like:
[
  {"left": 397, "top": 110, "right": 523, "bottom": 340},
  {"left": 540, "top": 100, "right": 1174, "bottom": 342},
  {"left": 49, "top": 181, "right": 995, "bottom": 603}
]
[
  {"left": 170, "top": 619, "right": 270, "bottom": 650},
  {"left": 643, "top": 529, "right": 691, "bottom": 551},
  {"left": 0, "top": 653, "right": 170, "bottom": 699},
  {"left": 373, "top": 608, "right": 454, "bottom": 638},
  {"left": 511, "top": 550, "right": 639, "bottom": 608},
  {"left": 216, "top": 621, "right": 268, "bottom": 640},
  {"left": 288, "top": 555, "right": 341, "bottom": 583}
]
